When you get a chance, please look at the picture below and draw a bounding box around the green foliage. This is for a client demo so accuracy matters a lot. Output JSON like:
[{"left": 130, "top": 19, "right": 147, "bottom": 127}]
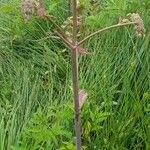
[
  {"left": 0, "top": 0, "right": 150, "bottom": 149},
  {"left": 12, "top": 105, "right": 73, "bottom": 149}
]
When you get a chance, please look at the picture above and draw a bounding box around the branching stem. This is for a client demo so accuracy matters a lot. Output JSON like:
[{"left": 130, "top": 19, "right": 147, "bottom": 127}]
[
  {"left": 45, "top": 15, "right": 69, "bottom": 42},
  {"left": 78, "top": 22, "right": 135, "bottom": 46}
]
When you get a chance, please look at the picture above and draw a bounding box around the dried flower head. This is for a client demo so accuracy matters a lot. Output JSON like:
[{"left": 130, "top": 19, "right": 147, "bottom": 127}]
[
  {"left": 61, "top": 16, "right": 82, "bottom": 39},
  {"left": 128, "top": 13, "right": 145, "bottom": 37},
  {"left": 36, "top": 0, "right": 45, "bottom": 18},
  {"left": 118, "top": 17, "right": 130, "bottom": 24},
  {"left": 21, "top": 0, "right": 36, "bottom": 21},
  {"left": 62, "top": 16, "right": 82, "bottom": 29},
  {"left": 21, "top": 0, "right": 45, "bottom": 21}
]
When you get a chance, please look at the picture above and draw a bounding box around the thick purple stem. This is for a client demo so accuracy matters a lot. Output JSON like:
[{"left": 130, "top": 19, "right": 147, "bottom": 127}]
[{"left": 71, "top": 0, "right": 82, "bottom": 149}]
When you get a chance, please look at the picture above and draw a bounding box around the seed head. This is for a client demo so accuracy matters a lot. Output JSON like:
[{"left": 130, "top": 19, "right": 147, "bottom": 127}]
[
  {"left": 21, "top": 0, "right": 36, "bottom": 21},
  {"left": 118, "top": 17, "right": 130, "bottom": 24},
  {"left": 128, "top": 13, "right": 145, "bottom": 37},
  {"left": 21, "top": 0, "right": 44, "bottom": 21}
]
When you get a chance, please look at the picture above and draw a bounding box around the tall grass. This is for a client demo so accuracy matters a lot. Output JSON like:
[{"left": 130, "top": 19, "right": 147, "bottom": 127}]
[{"left": 0, "top": 0, "right": 150, "bottom": 149}]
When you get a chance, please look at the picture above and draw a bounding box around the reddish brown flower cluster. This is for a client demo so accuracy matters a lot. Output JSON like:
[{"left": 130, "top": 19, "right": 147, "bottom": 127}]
[
  {"left": 21, "top": 0, "right": 45, "bottom": 21},
  {"left": 21, "top": 0, "right": 35, "bottom": 21},
  {"left": 118, "top": 13, "right": 145, "bottom": 37},
  {"left": 128, "top": 13, "right": 145, "bottom": 37},
  {"left": 61, "top": 16, "right": 82, "bottom": 39}
]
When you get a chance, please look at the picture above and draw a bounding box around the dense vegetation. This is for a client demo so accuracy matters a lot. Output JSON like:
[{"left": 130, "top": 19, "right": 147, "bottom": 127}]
[{"left": 0, "top": 0, "right": 150, "bottom": 149}]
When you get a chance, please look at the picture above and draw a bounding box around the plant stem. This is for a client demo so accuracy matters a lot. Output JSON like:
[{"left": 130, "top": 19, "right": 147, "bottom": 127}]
[
  {"left": 55, "top": 32, "right": 73, "bottom": 48},
  {"left": 42, "top": 14, "right": 88, "bottom": 54},
  {"left": 45, "top": 15, "right": 69, "bottom": 42},
  {"left": 71, "top": 0, "right": 82, "bottom": 150},
  {"left": 78, "top": 22, "right": 135, "bottom": 46}
]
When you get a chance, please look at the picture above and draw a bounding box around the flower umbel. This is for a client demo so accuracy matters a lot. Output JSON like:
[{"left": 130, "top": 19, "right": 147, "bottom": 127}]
[
  {"left": 21, "top": 0, "right": 35, "bottom": 21},
  {"left": 21, "top": 0, "right": 44, "bottom": 21},
  {"left": 128, "top": 13, "right": 145, "bottom": 37}
]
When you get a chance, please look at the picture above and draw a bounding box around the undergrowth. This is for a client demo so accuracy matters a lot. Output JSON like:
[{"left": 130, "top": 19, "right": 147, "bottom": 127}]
[{"left": 0, "top": 0, "right": 150, "bottom": 149}]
